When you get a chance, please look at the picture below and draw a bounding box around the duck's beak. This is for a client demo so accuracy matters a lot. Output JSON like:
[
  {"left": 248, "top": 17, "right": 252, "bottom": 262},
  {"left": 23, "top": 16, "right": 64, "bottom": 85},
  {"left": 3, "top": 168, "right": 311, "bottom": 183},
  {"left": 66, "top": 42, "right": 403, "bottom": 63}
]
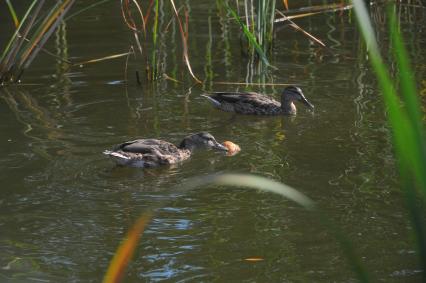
[
  {"left": 213, "top": 141, "right": 228, "bottom": 151},
  {"left": 301, "top": 96, "right": 314, "bottom": 110}
]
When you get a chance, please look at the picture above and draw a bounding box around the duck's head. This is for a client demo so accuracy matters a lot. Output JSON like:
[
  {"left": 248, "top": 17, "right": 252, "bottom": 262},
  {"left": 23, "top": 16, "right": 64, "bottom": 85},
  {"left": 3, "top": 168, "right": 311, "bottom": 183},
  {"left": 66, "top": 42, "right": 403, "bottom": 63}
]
[
  {"left": 282, "top": 86, "right": 314, "bottom": 111},
  {"left": 179, "top": 132, "right": 228, "bottom": 151}
]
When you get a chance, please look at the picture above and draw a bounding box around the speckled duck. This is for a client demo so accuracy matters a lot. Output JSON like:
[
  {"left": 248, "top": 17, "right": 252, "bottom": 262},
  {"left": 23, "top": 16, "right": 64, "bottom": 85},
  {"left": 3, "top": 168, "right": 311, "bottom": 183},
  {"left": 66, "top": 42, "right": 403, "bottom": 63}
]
[
  {"left": 103, "top": 132, "right": 228, "bottom": 167},
  {"left": 202, "top": 86, "right": 314, "bottom": 115}
]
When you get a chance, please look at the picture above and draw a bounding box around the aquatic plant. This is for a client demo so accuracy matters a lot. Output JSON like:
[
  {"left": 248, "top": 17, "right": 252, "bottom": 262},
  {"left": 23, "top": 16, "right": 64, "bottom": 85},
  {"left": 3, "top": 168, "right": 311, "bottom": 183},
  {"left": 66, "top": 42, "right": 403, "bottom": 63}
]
[
  {"left": 120, "top": 0, "right": 200, "bottom": 83},
  {"left": 220, "top": 0, "right": 336, "bottom": 70},
  {"left": 221, "top": 0, "right": 276, "bottom": 67},
  {"left": 353, "top": 1, "right": 426, "bottom": 281},
  {"left": 0, "top": 0, "right": 76, "bottom": 85}
]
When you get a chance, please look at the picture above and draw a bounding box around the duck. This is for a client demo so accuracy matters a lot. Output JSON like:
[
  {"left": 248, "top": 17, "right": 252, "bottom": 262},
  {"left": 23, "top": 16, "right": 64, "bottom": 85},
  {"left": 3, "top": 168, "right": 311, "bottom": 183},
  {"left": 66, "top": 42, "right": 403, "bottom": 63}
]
[
  {"left": 202, "top": 86, "right": 314, "bottom": 115},
  {"left": 103, "top": 132, "right": 228, "bottom": 167}
]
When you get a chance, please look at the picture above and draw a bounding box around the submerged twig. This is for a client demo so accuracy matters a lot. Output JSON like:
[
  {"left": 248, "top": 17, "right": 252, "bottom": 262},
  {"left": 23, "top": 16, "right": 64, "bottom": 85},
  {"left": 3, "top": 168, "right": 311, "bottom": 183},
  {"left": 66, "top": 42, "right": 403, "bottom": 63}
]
[
  {"left": 74, "top": 52, "right": 132, "bottom": 66},
  {"left": 124, "top": 46, "right": 136, "bottom": 82},
  {"left": 276, "top": 4, "right": 353, "bottom": 21},
  {"left": 275, "top": 9, "right": 326, "bottom": 47}
]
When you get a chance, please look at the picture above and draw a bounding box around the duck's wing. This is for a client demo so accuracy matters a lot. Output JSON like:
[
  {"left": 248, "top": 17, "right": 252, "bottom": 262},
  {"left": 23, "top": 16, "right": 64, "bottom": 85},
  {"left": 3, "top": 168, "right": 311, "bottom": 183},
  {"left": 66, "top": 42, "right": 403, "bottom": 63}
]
[
  {"left": 204, "top": 92, "right": 261, "bottom": 103},
  {"left": 204, "top": 91, "right": 279, "bottom": 110},
  {"left": 114, "top": 139, "right": 179, "bottom": 154}
]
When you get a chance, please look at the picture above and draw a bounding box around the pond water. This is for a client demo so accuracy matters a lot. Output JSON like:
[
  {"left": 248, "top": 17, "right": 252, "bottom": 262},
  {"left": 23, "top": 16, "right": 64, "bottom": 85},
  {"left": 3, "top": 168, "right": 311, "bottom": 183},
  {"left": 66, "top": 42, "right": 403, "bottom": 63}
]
[{"left": 1, "top": 1, "right": 425, "bottom": 282}]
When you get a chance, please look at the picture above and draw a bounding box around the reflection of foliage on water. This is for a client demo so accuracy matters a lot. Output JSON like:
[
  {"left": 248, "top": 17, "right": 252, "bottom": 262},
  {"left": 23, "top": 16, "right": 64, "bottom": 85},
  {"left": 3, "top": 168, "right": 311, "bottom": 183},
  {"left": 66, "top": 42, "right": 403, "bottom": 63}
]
[
  {"left": 0, "top": 20, "right": 75, "bottom": 159},
  {"left": 1, "top": 88, "right": 63, "bottom": 160}
]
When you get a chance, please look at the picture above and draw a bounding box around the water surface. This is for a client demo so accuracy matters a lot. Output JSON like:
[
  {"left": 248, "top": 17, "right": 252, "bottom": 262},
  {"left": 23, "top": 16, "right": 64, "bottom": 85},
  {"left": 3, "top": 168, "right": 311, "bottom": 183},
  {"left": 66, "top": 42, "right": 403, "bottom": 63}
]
[{"left": 0, "top": 1, "right": 425, "bottom": 282}]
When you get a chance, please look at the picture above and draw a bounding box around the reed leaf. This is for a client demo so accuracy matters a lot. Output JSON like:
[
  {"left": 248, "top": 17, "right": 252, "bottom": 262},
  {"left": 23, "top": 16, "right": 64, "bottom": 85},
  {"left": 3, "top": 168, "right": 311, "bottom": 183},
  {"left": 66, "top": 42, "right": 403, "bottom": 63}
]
[
  {"left": 21, "top": 0, "right": 75, "bottom": 70},
  {"left": 170, "top": 0, "right": 201, "bottom": 83},
  {"left": 188, "top": 173, "right": 315, "bottom": 209},
  {"left": 0, "top": 0, "right": 44, "bottom": 75},
  {"left": 353, "top": 1, "right": 426, "bottom": 280},
  {"left": 5, "top": 0, "right": 19, "bottom": 28},
  {"left": 353, "top": 1, "right": 426, "bottom": 193},
  {"left": 1, "top": 0, "right": 76, "bottom": 83},
  {"left": 103, "top": 212, "right": 152, "bottom": 283}
]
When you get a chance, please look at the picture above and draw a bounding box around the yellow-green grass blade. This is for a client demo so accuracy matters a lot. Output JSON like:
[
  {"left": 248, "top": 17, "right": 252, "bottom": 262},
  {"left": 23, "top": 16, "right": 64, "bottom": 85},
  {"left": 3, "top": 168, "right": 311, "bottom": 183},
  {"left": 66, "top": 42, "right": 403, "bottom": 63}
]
[{"left": 5, "top": 0, "right": 19, "bottom": 28}]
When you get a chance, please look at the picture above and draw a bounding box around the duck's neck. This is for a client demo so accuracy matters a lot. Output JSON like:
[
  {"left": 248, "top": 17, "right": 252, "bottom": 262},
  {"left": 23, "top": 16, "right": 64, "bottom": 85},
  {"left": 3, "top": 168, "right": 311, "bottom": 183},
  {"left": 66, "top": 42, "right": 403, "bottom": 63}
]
[
  {"left": 178, "top": 139, "right": 195, "bottom": 152},
  {"left": 281, "top": 97, "right": 297, "bottom": 115}
]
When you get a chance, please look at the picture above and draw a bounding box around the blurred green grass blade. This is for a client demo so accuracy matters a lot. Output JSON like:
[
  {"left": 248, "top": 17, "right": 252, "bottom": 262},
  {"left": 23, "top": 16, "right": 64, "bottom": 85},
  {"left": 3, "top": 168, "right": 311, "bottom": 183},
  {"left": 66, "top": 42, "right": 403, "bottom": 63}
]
[
  {"left": 5, "top": 0, "right": 19, "bottom": 28},
  {"left": 353, "top": 2, "right": 426, "bottom": 281},
  {"left": 388, "top": 7, "right": 422, "bottom": 130},
  {"left": 183, "top": 173, "right": 369, "bottom": 282},
  {"left": 387, "top": 5, "right": 426, "bottom": 280},
  {"left": 192, "top": 173, "right": 315, "bottom": 209},
  {"left": 353, "top": 1, "right": 426, "bottom": 192},
  {"left": 402, "top": 176, "right": 426, "bottom": 281},
  {"left": 224, "top": 3, "right": 272, "bottom": 67},
  {"left": 388, "top": 6, "right": 426, "bottom": 189}
]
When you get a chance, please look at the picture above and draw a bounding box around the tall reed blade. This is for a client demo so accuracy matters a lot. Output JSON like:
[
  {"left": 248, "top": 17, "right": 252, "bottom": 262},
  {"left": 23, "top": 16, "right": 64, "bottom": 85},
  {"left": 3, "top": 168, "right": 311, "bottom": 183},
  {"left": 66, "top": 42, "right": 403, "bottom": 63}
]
[
  {"left": 170, "top": 0, "right": 201, "bottom": 83},
  {"left": 0, "top": 0, "right": 44, "bottom": 76},
  {"left": 353, "top": 1, "right": 426, "bottom": 280},
  {"left": 20, "top": 0, "right": 76, "bottom": 70},
  {"left": 1, "top": 0, "right": 76, "bottom": 83}
]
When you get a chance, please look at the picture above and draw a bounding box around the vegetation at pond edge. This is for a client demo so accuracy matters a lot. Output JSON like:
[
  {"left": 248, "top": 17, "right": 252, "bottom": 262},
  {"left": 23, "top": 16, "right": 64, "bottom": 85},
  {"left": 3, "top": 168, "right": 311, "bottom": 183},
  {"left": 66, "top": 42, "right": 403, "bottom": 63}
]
[{"left": 1, "top": 1, "right": 425, "bottom": 282}]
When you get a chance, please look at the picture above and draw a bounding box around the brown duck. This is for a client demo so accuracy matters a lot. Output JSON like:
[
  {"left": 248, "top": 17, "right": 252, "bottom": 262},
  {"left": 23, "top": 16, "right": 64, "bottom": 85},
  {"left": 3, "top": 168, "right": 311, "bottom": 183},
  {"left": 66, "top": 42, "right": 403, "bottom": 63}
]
[
  {"left": 202, "top": 86, "right": 314, "bottom": 115},
  {"left": 104, "top": 132, "right": 228, "bottom": 168}
]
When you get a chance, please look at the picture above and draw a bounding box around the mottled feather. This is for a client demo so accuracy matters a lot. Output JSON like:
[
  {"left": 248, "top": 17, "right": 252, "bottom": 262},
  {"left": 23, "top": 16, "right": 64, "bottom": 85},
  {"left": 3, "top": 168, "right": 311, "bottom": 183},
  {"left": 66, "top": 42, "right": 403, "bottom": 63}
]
[
  {"left": 204, "top": 92, "right": 282, "bottom": 115},
  {"left": 105, "top": 139, "right": 190, "bottom": 167},
  {"left": 104, "top": 132, "right": 228, "bottom": 168}
]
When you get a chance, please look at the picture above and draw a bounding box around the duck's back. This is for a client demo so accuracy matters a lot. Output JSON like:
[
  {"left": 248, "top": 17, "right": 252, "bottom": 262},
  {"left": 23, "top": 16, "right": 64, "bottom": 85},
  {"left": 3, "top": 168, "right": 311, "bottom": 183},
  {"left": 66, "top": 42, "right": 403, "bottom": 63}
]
[
  {"left": 116, "top": 139, "right": 177, "bottom": 154},
  {"left": 106, "top": 139, "right": 190, "bottom": 167},
  {"left": 208, "top": 92, "right": 282, "bottom": 115}
]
